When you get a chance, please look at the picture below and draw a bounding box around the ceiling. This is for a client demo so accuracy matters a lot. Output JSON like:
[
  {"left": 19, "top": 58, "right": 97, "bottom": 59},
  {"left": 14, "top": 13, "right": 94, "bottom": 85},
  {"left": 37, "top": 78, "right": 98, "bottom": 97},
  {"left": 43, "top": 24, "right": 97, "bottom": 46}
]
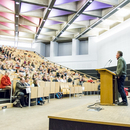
[{"left": 0, "top": 0, "right": 130, "bottom": 44}]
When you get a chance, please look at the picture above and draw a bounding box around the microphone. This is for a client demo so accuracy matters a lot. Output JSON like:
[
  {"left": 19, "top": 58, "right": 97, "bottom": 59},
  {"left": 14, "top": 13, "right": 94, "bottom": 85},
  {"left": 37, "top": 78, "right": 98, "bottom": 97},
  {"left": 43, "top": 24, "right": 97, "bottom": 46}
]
[
  {"left": 104, "top": 59, "right": 112, "bottom": 68},
  {"left": 108, "top": 59, "right": 112, "bottom": 67}
]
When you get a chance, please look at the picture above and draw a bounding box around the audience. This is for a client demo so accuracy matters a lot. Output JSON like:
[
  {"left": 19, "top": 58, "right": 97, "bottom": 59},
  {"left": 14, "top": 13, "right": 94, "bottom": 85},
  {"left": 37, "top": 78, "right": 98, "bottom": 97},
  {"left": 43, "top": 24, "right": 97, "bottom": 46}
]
[{"left": 0, "top": 46, "right": 96, "bottom": 106}]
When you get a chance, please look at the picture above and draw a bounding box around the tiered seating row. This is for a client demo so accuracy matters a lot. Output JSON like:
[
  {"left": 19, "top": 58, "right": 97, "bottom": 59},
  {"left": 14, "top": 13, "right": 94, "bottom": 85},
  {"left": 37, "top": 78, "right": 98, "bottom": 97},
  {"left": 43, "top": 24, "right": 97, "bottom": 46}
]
[{"left": 10, "top": 81, "right": 100, "bottom": 107}]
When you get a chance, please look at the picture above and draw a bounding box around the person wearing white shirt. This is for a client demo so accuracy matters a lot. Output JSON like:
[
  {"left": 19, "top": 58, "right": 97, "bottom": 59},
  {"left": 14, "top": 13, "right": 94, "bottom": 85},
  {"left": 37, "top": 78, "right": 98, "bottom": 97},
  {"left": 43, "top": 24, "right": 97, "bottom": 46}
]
[{"left": 60, "top": 76, "right": 66, "bottom": 83}]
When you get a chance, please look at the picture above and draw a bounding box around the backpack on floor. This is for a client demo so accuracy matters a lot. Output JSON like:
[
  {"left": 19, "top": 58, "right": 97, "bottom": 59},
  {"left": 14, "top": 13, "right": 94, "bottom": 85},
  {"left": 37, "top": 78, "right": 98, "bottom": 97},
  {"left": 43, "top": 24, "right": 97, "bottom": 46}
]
[
  {"left": 13, "top": 98, "right": 22, "bottom": 108},
  {"left": 56, "top": 92, "right": 63, "bottom": 99}
]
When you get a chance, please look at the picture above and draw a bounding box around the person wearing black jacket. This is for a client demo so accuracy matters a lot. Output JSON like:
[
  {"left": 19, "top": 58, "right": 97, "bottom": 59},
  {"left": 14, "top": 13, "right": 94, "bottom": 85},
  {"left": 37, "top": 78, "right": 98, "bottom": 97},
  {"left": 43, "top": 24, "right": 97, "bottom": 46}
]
[
  {"left": 68, "top": 76, "right": 72, "bottom": 82},
  {"left": 52, "top": 76, "right": 58, "bottom": 82},
  {"left": 14, "top": 78, "right": 28, "bottom": 107}
]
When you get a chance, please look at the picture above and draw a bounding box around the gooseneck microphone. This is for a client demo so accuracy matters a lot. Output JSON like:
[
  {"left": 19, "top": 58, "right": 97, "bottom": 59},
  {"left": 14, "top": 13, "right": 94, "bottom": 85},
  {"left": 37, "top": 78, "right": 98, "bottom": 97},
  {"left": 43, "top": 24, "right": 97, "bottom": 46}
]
[{"left": 104, "top": 59, "right": 112, "bottom": 68}]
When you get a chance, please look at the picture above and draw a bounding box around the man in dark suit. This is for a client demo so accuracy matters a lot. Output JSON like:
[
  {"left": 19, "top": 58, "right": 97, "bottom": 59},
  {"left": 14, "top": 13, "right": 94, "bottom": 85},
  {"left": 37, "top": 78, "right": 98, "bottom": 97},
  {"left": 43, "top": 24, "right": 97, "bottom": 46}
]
[
  {"left": 14, "top": 77, "right": 28, "bottom": 107},
  {"left": 116, "top": 51, "right": 128, "bottom": 106}
]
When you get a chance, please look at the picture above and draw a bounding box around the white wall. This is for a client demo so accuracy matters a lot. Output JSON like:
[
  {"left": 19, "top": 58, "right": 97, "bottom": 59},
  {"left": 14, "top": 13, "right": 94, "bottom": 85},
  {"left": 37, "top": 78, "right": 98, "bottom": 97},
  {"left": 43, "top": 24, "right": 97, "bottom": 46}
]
[
  {"left": 45, "top": 44, "right": 50, "bottom": 57},
  {"left": 96, "top": 18, "right": 130, "bottom": 69},
  {"left": 32, "top": 42, "right": 45, "bottom": 56},
  {"left": 58, "top": 42, "right": 72, "bottom": 56},
  {"left": 46, "top": 37, "right": 97, "bottom": 70},
  {"left": 79, "top": 40, "right": 88, "bottom": 55}
]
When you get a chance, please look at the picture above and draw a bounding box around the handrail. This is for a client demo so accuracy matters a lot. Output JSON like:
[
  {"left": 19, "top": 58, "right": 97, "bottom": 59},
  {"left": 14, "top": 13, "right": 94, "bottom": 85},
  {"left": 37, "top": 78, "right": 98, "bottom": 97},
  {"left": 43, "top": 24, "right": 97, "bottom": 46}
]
[{"left": 34, "top": 51, "right": 98, "bottom": 80}]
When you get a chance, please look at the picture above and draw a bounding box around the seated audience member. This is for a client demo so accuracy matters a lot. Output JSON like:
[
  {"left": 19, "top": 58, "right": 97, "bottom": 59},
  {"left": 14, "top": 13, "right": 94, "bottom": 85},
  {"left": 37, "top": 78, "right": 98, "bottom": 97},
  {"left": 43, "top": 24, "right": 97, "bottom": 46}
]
[
  {"left": 14, "top": 78, "right": 28, "bottom": 107},
  {"left": 32, "top": 72, "right": 37, "bottom": 80},
  {"left": 15, "top": 69, "right": 19, "bottom": 74},
  {"left": 33, "top": 80, "right": 44, "bottom": 105},
  {"left": 0, "top": 71, "right": 12, "bottom": 96},
  {"left": 67, "top": 76, "right": 72, "bottom": 82},
  {"left": 1, "top": 64, "right": 7, "bottom": 70},
  {"left": 88, "top": 77, "right": 94, "bottom": 83},
  {"left": 30, "top": 66, "right": 33, "bottom": 71},
  {"left": 79, "top": 76, "right": 85, "bottom": 85},
  {"left": 19, "top": 67, "right": 24, "bottom": 73},
  {"left": 37, "top": 74, "right": 42, "bottom": 81},
  {"left": 61, "top": 76, "right": 66, "bottom": 83},
  {"left": 25, "top": 77, "right": 30, "bottom": 86},
  {"left": 47, "top": 76, "right": 51, "bottom": 82},
  {"left": 12, "top": 65, "right": 16, "bottom": 72},
  {"left": 18, "top": 73, "right": 24, "bottom": 79},
  {"left": 24, "top": 77, "right": 31, "bottom": 104},
  {"left": 57, "top": 77, "right": 62, "bottom": 82},
  {"left": 38, "top": 66, "right": 43, "bottom": 71},
  {"left": 4, "top": 54, "right": 8, "bottom": 59},
  {"left": 61, "top": 72, "right": 64, "bottom": 79},
  {"left": 31, "top": 62, "right": 35, "bottom": 68},
  {"left": 15, "top": 61, "right": 20, "bottom": 69},
  {"left": 52, "top": 76, "right": 58, "bottom": 82},
  {"left": 56, "top": 71, "right": 60, "bottom": 77},
  {"left": 42, "top": 74, "right": 47, "bottom": 81}
]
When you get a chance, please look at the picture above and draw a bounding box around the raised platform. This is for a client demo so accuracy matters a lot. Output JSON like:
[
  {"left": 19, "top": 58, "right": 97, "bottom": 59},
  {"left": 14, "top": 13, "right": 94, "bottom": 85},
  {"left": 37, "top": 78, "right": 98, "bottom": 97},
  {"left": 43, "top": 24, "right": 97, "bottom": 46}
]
[{"left": 48, "top": 102, "right": 130, "bottom": 130}]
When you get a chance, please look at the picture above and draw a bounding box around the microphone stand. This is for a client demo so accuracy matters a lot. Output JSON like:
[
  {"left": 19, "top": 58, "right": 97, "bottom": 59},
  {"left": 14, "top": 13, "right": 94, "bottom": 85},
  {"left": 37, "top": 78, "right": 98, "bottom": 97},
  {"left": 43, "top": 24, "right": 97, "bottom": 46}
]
[{"left": 104, "top": 60, "right": 111, "bottom": 68}]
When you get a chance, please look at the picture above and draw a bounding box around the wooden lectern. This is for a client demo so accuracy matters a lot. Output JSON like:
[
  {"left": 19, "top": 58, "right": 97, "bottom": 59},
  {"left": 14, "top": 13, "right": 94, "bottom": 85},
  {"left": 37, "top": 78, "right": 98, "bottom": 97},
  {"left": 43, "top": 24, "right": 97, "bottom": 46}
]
[{"left": 96, "top": 69, "right": 118, "bottom": 105}]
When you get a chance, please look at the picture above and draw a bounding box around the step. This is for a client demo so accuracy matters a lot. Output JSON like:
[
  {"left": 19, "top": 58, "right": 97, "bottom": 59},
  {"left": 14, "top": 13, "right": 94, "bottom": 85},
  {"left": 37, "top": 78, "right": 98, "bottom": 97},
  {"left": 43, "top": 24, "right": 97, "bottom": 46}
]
[
  {"left": 0, "top": 103, "right": 13, "bottom": 110},
  {"left": 0, "top": 98, "right": 10, "bottom": 104}
]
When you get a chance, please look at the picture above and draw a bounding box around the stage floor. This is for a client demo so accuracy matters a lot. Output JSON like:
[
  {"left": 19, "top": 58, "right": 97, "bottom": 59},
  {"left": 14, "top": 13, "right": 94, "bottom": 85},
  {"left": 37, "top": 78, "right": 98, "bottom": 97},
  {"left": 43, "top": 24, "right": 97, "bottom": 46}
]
[{"left": 49, "top": 99, "right": 130, "bottom": 128}]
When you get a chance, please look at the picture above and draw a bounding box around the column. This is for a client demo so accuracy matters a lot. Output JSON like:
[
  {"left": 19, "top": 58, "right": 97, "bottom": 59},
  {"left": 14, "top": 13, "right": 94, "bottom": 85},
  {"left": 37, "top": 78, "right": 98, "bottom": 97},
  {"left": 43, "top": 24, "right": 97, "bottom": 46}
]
[
  {"left": 50, "top": 41, "right": 58, "bottom": 57},
  {"left": 72, "top": 39, "right": 79, "bottom": 56}
]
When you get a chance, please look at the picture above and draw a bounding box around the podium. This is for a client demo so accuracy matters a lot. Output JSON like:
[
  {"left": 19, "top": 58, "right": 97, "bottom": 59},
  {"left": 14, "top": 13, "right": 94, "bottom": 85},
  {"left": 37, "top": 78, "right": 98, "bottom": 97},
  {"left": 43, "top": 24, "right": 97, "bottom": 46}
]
[{"left": 96, "top": 69, "right": 118, "bottom": 105}]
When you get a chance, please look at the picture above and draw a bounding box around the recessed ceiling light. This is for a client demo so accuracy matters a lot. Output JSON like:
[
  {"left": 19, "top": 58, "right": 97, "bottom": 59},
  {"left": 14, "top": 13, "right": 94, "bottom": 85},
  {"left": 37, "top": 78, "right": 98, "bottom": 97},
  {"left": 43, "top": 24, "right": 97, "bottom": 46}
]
[
  {"left": 16, "top": 2, "right": 19, "bottom": 5},
  {"left": 89, "top": 0, "right": 93, "bottom": 3},
  {"left": 48, "top": 8, "right": 51, "bottom": 11}
]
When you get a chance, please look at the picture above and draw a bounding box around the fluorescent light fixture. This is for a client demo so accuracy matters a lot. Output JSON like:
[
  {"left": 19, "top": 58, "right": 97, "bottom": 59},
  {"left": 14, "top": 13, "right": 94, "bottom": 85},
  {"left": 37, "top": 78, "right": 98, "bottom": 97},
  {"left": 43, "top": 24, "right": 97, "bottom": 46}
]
[
  {"left": 16, "top": 15, "right": 19, "bottom": 17},
  {"left": 15, "top": 36, "right": 18, "bottom": 41},
  {"left": 16, "top": 2, "right": 19, "bottom": 4},
  {"left": 89, "top": 0, "right": 93, "bottom": 3},
  {"left": 19, "top": 37, "right": 33, "bottom": 40},
  {"left": 0, "top": 35, "right": 14, "bottom": 38}
]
